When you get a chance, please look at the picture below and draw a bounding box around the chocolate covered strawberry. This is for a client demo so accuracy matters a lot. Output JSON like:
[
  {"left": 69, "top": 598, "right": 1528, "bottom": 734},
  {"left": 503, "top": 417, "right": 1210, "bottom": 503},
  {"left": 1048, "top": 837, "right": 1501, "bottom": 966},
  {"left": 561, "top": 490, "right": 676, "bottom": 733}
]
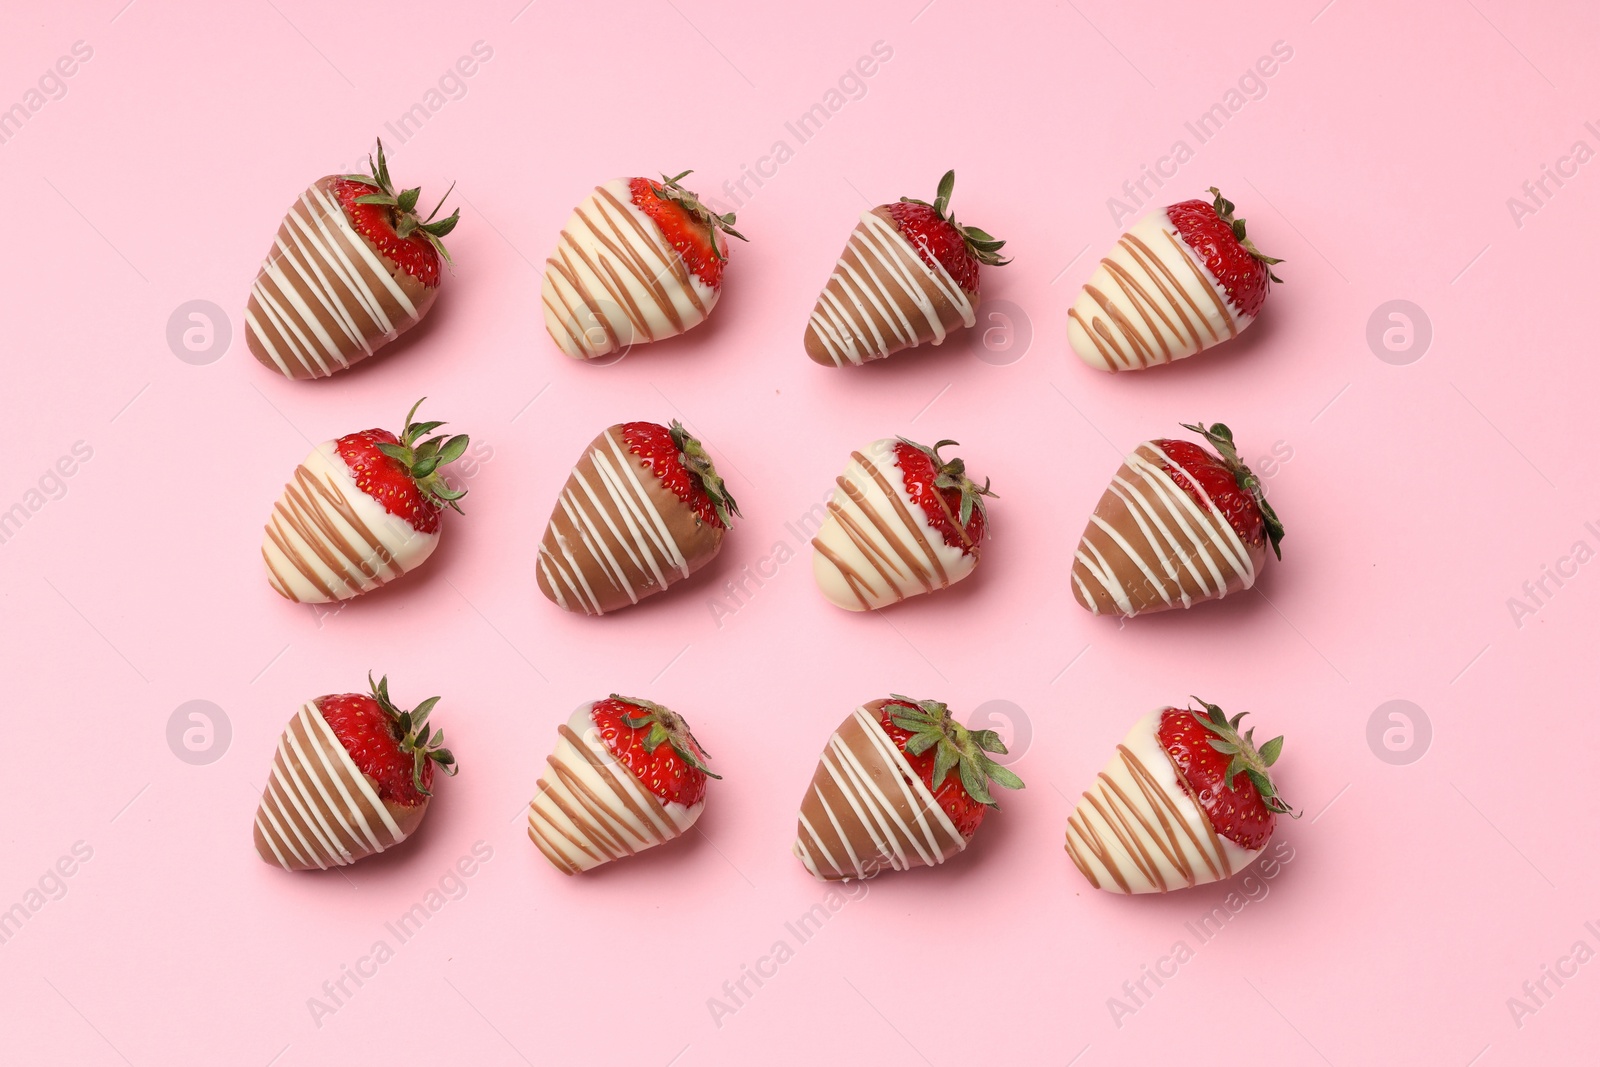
[
  {"left": 253, "top": 674, "right": 458, "bottom": 871},
  {"left": 1071, "top": 421, "right": 1283, "bottom": 617},
  {"left": 542, "top": 171, "right": 746, "bottom": 360},
  {"left": 793, "top": 695, "right": 1023, "bottom": 881},
  {"left": 246, "top": 140, "right": 460, "bottom": 379},
  {"left": 1068, "top": 187, "right": 1282, "bottom": 371},
  {"left": 805, "top": 171, "right": 1009, "bottom": 367},
  {"left": 1065, "top": 699, "right": 1293, "bottom": 894},
  {"left": 811, "top": 436, "right": 996, "bottom": 610},
  {"left": 262, "top": 398, "right": 470, "bottom": 604},
  {"left": 536, "top": 420, "right": 739, "bottom": 615},
  {"left": 527, "top": 695, "right": 719, "bottom": 874}
]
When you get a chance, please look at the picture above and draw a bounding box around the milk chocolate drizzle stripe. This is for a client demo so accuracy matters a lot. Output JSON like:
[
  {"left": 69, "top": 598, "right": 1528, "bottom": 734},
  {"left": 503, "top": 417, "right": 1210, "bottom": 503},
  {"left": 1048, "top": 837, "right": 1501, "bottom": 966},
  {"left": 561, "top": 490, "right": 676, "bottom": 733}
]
[
  {"left": 1073, "top": 443, "right": 1255, "bottom": 616},
  {"left": 1065, "top": 742, "right": 1232, "bottom": 893},
  {"left": 794, "top": 706, "right": 963, "bottom": 880},
  {"left": 247, "top": 184, "right": 419, "bottom": 379},
  {"left": 807, "top": 210, "right": 976, "bottom": 367},
  {"left": 811, "top": 450, "right": 951, "bottom": 609},
  {"left": 528, "top": 723, "right": 687, "bottom": 875},
  {"left": 263, "top": 461, "right": 404, "bottom": 603},
  {"left": 543, "top": 184, "right": 708, "bottom": 356},
  {"left": 256, "top": 702, "right": 405, "bottom": 871},
  {"left": 537, "top": 431, "right": 689, "bottom": 615},
  {"left": 1069, "top": 226, "right": 1240, "bottom": 371}
]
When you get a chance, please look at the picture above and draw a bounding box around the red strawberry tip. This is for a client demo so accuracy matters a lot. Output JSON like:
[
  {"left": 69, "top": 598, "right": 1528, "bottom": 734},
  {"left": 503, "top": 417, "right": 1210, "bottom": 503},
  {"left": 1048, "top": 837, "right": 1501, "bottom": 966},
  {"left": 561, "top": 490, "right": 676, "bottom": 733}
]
[
  {"left": 650, "top": 171, "right": 747, "bottom": 263},
  {"left": 374, "top": 397, "right": 472, "bottom": 515},
  {"left": 610, "top": 694, "right": 720, "bottom": 779},
  {"left": 1179, "top": 421, "right": 1284, "bottom": 559},
  {"left": 1186, "top": 696, "right": 1295, "bottom": 817},
  {"left": 669, "top": 420, "right": 739, "bottom": 527},
  {"left": 368, "top": 672, "right": 458, "bottom": 797},
  {"left": 886, "top": 694, "right": 1024, "bottom": 808},
  {"left": 896, "top": 436, "right": 997, "bottom": 529},
  {"left": 342, "top": 139, "right": 461, "bottom": 264},
  {"left": 1207, "top": 187, "right": 1283, "bottom": 284},
  {"left": 898, "top": 170, "right": 1011, "bottom": 270}
]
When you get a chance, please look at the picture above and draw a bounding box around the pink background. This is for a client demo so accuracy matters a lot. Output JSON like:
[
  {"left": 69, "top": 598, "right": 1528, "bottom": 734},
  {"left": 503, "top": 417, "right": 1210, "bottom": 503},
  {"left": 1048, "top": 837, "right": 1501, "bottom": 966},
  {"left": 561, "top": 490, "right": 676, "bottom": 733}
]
[{"left": 3, "top": 0, "right": 1597, "bottom": 1063}]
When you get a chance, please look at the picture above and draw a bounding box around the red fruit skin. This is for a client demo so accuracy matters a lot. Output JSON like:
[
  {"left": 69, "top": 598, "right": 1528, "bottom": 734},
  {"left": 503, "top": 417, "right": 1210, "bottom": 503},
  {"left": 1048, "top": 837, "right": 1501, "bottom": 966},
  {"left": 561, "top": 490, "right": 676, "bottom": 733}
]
[
  {"left": 620, "top": 421, "right": 724, "bottom": 529},
  {"left": 876, "top": 700, "right": 986, "bottom": 839},
  {"left": 628, "top": 178, "right": 726, "bottom": 289},
  {"left": 335, "top": 429, "right": 441, "bottom": 534},
  {"left": 590, "top": 698, "right": 710, "bottom": 807},
  {"left": 1166, "top": 198, "right": 1270, "bottom": 318},
  {"left": 1152, "top": 438, "right": 1264, "bottom": 551},
  {"left": 317, "top": 692, "right": 432, "bottom": 807},
  {"left": 1156, "top": 707, "right": 1275, "bottom": 850},
  {"left": 886, "top": 200, "right": 981, "bottom": 294},
  {"left": 332, "top": 178, "right": 443, "bottom": 288},
  {"left": 893, "top": 441, "right": 985, "bottom": 555}
]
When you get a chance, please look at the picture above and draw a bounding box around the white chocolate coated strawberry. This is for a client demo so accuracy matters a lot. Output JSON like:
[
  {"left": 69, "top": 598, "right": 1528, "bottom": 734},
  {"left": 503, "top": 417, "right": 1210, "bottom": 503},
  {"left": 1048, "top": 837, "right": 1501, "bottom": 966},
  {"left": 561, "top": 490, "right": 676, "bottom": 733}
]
[
  {"left": 811, "top": 438, "right": 978, "bottom": 611},
  {"left": 1064, "top": 710, "right": 1259, "bottom": 894},
  {"left": 526, "top": 704, "right": 705, "bottom": 875},
  {"left": 261, "top": 441, "right": 440, "bottom": 604},
  {"left": 541, "top": 179, "right": 722, "bottom": 360},
  {"left": 1067, "top": 211, "right": 1251, "bottom": 372}
]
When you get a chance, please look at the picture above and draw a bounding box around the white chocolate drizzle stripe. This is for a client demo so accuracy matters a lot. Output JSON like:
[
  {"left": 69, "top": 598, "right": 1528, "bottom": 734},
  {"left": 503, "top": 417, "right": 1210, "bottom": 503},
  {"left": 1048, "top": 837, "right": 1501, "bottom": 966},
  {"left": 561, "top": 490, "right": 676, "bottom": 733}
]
[
  {"left": 807, "top": 210, "right": 975, "bottom": 367},
  {"left": 536, "top": 430, "right": 690, "bottom": 617},
  {"left": 255, "top": 702, "right": 406, "bottom": 871},
  {"left": 793, "top": 705, "right": 964, "bottom": 880},
  {"left": 1072, "top": 443, "right": 1257, "bottom": 616}
]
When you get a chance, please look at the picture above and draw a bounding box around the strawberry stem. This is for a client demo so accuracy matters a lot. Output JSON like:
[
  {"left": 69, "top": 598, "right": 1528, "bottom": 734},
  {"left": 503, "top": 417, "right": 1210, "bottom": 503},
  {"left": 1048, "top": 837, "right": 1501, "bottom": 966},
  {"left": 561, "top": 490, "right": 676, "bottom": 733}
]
[
  {"left": 343, "top": 139, "right": 461, "bottom": 264},
  {"left": 368, "top": 673, "right": 458, "bottom": 797},
  {"left": 612, "top": 695, "right": 720, "bottom": 779},
  {"left": 900, "top": 170, "right": 1010, "bottom": 268},
  {"left": 651, "top": 171, "right": 747, "bottom": 263},
  {"left": 1208, "top": 186, "right": 1282, "bottom": 284},
  {"left": 669, "top": 420, "right": 739, "bottom": 527},
  {"left": 1187, "top": 697, "right": 1295, "bottom": 817},
  {"left": 887, "top": 695, "right": 1024, "bottom": 808},
  {"left": 374, "top": 397, "right": 471, "bottom": 514},
  {"left": 1179, "top": 421, "right": 1284, "bottom": 559},
  {"left": 897, "top": 437, "right": 997, "bottom": 529}
]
